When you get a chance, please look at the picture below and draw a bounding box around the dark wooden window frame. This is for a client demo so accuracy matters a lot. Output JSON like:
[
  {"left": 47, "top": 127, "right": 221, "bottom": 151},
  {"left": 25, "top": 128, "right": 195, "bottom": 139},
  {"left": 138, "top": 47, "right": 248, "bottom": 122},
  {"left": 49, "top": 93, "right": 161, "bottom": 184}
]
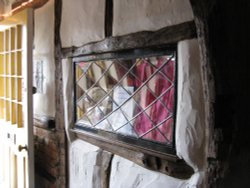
[
  {"left": 73, "top": 45, "right": 177, "bottom": 152},
  {"left": 65, "top": 21, "right": 197, "bottom": 179}
]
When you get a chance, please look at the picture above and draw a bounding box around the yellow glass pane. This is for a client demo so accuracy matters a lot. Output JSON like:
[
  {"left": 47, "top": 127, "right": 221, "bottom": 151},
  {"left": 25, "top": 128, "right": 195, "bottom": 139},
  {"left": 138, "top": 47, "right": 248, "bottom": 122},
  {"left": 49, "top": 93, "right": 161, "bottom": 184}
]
[
  {"left": 0, "top": 32, "right": 3, "bottom": 52},
  {"left": 0, "top": 99, "right": 4, "bottom": 119},
  {"left": 10, "top": 27, "right": 15, "bottom": 51},
  {"left": 11, "top": 78, "right": 16, "bottom": 100},
  {"left": 16, "top": 52, "right": 22, "bottom": 76},
  {"left": 16, "top": 25, "right": 22, "bottom": 50},
  {"left": 5, "top": 77, "right": 10, "bottom": 98},
  {"left": 17, "top": 104, "right": 22, "bottom": 128},
  {"left": 5, "top": 53, "right": 9, "bottom": 75},
  {"left": 5, "top": 30, "right": 9, "bottom": 51},
  {"left": 0, "top": 77, "right": 3, "bottom": 97},
  {"left": 5, "top": 101, "right": 10, "bottom": 121},
  {"left": 10, "top": 53, "right": 15, "bottom": 75},
  {"left": 11, "top": 102, "right": 17, "bottom": 125},
  {"left": 17, "top": 78, "right": 22, "bottom": 101},
  {"left": 0, "top": 54, "right": 4, "bottom": 75}
]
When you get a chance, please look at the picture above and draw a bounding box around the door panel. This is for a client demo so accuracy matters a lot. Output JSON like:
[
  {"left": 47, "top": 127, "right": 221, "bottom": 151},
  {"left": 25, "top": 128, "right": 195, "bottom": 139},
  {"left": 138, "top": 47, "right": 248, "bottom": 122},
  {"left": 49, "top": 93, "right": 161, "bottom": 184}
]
[{"left": 0, "top": 9, "right": 34, "bottom": 188}]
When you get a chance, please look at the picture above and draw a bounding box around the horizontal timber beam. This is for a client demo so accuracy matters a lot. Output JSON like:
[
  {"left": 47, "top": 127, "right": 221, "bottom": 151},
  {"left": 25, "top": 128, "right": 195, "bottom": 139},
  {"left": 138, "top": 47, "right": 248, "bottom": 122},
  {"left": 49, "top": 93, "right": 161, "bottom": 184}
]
[
  {"left": 62, "top": 21, "right": 197, "bottom": 58},
  {"left": 71, "top": 129, "right": 194, "bottom": 179}
]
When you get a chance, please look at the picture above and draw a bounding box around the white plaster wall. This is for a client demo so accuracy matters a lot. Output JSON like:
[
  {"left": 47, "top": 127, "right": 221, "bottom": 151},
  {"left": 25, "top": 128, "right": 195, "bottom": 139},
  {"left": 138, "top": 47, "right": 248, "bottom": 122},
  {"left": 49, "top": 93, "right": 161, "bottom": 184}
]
[
  {"left": 33, "top": 0, "right": 55, "bottom": 117},
  {"left": 110, "top": 155, "right": 187, "bottom": 188},
  {"left": 113, "top": 0, "right": 194, "bottom": 36},
  {"left": 176, "top": 39, "right": 206, "bottom": 172},
  {"left": 69, "top": 140, "right": 99, "bottom": 188},
  {"left": 60, "top": 0, "right": 105, "bottom": 48}
]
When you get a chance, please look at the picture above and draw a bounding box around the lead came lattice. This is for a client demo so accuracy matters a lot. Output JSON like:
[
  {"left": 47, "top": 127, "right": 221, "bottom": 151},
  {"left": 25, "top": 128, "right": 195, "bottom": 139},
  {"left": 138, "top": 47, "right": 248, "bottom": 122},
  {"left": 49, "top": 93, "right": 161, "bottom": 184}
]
[{"left": 75, "top": 52, "right": 176, "bottom": 146}]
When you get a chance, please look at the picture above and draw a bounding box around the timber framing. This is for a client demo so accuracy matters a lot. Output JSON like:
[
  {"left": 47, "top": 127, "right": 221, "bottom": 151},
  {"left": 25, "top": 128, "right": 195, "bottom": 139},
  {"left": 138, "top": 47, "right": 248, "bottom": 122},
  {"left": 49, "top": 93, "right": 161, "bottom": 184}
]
[
  {"left": 61, "top": 21, "right": 197, "bottom": 58},
  {"left": 72, "top": 129, "right": 194, "bottom": 179},
  {"left": 64, "top": 20, "right": 197, "bottom": 179}
]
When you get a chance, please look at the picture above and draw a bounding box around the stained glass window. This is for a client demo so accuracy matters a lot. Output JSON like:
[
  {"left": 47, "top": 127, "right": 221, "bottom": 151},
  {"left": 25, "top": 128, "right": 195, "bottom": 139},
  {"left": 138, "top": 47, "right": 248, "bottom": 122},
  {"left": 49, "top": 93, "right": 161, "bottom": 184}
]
[{"left": 74, "top": 49, "right": 177, "bottom": 150}]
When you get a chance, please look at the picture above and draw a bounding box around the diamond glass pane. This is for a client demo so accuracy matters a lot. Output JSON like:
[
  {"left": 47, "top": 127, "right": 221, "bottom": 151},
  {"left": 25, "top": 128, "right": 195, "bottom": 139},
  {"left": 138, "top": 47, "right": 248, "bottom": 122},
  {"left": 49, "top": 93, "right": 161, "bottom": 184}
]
[{"left": 75, "top": 53, "right": 176, "bottom": 145}]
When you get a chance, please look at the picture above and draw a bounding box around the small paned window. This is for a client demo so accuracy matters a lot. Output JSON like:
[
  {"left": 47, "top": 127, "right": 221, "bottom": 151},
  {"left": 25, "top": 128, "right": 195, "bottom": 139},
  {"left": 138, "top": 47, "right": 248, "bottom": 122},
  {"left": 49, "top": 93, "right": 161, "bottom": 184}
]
[{"left": 73, "top": 47, "right": 177, "bottom": 155}]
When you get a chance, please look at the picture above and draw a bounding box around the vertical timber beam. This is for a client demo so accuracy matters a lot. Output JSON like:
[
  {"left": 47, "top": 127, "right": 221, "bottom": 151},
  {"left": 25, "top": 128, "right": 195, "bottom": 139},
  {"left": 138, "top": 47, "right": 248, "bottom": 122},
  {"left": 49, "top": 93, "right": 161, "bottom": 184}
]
[
  {"left": 54, "top": 0, "right": 67, "bottom": 187},
  {"left": 54, "top": 0, "right": 64, "bottom": 138},
  {"left": 105, "top": 0, "right": 113, "bottom": 37}
]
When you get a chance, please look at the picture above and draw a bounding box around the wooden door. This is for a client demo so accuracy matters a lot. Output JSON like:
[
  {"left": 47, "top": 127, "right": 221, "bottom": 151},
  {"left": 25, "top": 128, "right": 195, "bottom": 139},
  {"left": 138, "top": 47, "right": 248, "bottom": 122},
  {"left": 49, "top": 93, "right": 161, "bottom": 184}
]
[{"left": 0, "top": 9, "right": 34, "bottom": 188}]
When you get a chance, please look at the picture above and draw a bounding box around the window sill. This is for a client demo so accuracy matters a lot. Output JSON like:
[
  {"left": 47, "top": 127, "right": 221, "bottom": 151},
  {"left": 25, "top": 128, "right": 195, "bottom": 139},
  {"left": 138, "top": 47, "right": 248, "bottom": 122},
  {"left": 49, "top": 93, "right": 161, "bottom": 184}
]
[{"left": 70, "top": 128, "right": 194, "bottom": 179}]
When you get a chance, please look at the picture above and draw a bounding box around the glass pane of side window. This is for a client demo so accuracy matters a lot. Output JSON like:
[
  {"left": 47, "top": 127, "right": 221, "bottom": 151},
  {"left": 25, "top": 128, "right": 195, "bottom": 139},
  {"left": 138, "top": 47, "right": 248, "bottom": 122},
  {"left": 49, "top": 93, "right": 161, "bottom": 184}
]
[{"left": 75, "top": 53, "right": 176, "bottom": 145}]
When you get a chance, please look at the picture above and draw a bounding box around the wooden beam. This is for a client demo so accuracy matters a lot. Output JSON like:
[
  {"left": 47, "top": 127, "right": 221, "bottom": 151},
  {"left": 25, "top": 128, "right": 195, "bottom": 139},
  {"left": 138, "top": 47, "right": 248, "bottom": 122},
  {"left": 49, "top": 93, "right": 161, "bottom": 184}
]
[
  {"left": 105, "top": 0, "right": 113, "bottom": 37},
  {"left": 62, "top": 21, "right": 197, "bottom": 58},
  {"left": 72, "top": 129, "right": 194, "bottom": 179},
  {"left": 12, "top": 0, "right": 49, "bottom": 10}
]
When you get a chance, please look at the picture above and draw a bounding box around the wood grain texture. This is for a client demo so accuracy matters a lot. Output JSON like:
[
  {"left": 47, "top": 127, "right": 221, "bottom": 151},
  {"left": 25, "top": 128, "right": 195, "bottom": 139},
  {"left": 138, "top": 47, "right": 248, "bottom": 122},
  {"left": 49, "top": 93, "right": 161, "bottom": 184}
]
[
  {"left": 72, "top": 129, "right": 194, "bottom": 179},
  {"left": 62, "top": 21, "right": 197, "bottom": 58}
]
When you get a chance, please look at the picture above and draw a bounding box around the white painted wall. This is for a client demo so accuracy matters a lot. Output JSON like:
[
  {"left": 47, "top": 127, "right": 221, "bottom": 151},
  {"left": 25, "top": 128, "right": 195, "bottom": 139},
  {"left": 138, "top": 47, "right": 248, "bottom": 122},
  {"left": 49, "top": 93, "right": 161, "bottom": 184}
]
[
  {"left": 113, "top": 0, "right": 194, "bottom": 36},
  {"left": 60, "top": 0, "right": 105, "bottom": 48},
  {"left": 69, "top": 140, "right": 99, "bottom": 188},
  {"left": 33, "top": 0, "right": 55, "bottom": 117}
]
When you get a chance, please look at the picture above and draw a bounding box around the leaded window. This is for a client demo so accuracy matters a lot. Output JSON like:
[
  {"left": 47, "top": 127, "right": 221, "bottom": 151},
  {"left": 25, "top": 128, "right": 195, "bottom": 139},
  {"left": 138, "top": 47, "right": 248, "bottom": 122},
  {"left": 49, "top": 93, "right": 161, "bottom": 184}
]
[{"left": 73, "top": 47, "right": 177, "bottom": 155}]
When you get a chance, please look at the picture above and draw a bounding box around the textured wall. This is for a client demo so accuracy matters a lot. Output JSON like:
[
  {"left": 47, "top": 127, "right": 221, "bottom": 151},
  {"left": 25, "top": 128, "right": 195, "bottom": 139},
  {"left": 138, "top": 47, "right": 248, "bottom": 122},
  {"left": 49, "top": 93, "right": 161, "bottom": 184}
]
[
  {"left": 69, "top": 140, "right": 99, "bottom": 188},
  {"left": 33, "top": 0, "right": 55, "bottom": 117},
  {"left": 60, "top": 0, "right": 105, "bottom": 48},
  {"left": 113, "top": 0, "right": 194, "bottom": 36}
]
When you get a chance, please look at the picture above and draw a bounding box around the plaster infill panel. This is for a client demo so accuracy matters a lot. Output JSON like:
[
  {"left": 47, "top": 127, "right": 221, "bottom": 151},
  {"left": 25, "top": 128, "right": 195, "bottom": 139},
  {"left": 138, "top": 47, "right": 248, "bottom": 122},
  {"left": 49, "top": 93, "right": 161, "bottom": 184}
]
[
  {"left": 69, "top": 140, "right": 99, "bottom": 188},
  {"left": 33, "top": 0, "right": 55, "bottom": 117},
  {"left": 61, "top": 0, "right": 105, "bottom": 48},
  {"left": 176, "top": 39, "right": 206, "bottom": 172},
  {"left": 113, "top": 0, "right": 194, "bottom": 36},
  {"left": 110, "top": 155, "right": 187, "bottom": 188}
]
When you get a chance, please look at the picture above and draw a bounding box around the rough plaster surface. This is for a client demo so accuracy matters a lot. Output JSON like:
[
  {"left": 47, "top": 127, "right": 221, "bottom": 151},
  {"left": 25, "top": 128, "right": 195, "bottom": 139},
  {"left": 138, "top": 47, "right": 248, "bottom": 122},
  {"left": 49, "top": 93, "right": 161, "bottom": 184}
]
[
  {"left": 176, "top": 39, "right": 206, "bottom": 173},
  {"left": 60, "top": 0, "right": 105, "bottom": 48},
  {"left": 33, "top": 0, "right": 55, "bottom": 117},
  {"left": 69, "top": 140, "right": 99, "bottom": 188},
  {"left": 113, "top": 0, "right": 194, "bottom": 36},
  {"left": 110, "top": 155, "right": 186, "bottom": 188}
]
